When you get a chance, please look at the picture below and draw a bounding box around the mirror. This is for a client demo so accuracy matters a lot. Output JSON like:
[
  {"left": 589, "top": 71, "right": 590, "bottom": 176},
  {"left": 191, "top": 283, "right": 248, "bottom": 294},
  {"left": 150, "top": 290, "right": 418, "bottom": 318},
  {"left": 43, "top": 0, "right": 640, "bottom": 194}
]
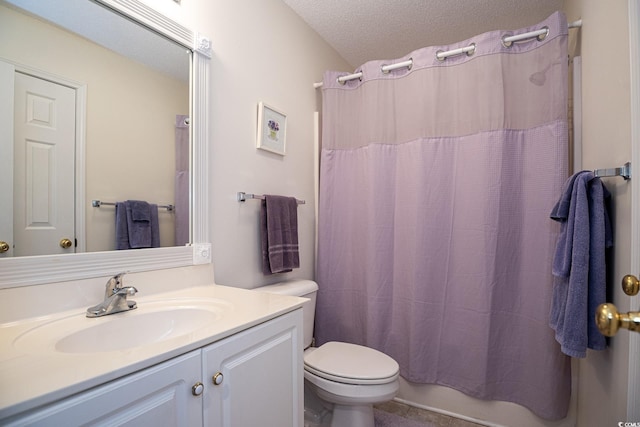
[
  {"left": 0, "top": 0, "right": 211, "bottom": 288},
  {"left": 1, "top": 0, "right": 190, "bottom": 255}
]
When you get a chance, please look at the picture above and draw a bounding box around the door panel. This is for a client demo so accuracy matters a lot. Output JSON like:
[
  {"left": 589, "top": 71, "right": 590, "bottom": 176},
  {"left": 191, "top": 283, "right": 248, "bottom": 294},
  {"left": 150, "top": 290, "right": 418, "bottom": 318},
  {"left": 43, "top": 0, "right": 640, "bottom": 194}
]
[
  {"left": 2, "top": 351, "right": 203, "bottom": 427},
  {"left": 13, "top": 72, "right": 75, "bottom": 256},
  {"left": 202, "top": 312, "right": 303, "bottom": 427},
  {"left": 0, "top": 61, "right": 14, "bottom": 257}
]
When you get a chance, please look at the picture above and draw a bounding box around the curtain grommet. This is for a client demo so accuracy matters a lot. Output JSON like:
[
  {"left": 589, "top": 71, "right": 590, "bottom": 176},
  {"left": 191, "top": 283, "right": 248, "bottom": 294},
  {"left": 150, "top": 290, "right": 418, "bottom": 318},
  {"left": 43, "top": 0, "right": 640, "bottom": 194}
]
[
  {"left": 381, "top": 58, "right": 412, "bottom": 74},
  {"left": 466, "top": 43, "right": 476, "bottom": 57},
  {"left": 501, "top": 33, "right": 513, "bottom": 48},
  {"left": 337, "top": 71, "right": 362, "bottom": 85},
  {"left": 537, "top": 26, "right": 550, "bottom": 41}
]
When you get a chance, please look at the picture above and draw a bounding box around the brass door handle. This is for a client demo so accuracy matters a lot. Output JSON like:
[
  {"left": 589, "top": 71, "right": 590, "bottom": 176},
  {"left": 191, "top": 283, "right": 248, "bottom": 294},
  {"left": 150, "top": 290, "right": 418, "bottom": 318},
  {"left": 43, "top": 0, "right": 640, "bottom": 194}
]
[
  {"left": 595, "top": 303, "right": 640, "bottom": 336},
  {"left": 60, "top": 238, "right": 73, "bottom": 249},
  {"left": 622, "top": 274, "right": 640, "bottom": 296},
  {"left": 0, "top": 241, "right": 9, "bottom": 253}
]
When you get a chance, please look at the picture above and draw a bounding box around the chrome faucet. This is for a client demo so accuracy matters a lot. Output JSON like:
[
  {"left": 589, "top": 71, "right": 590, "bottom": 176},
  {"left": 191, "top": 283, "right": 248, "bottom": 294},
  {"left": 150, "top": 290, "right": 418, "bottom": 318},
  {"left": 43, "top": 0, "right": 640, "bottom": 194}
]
[{"left": 86, "top": 272, "right": 138, "bottom": 318}]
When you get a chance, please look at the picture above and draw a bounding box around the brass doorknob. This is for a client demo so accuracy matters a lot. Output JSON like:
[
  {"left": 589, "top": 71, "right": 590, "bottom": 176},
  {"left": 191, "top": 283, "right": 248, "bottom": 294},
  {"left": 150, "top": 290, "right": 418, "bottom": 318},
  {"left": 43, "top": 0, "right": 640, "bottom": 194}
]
[
  {"left": 59, "top": 238, "right": 73, "bottom": 249},
  {"left": 0, "top": 241, "right": 9, "bottom": 253},
  {"left": 595, "top": 303, "right": 640, "bottom": 336},
  {"left": 622, "top": 274, "right": 640, "bottom": 296}
]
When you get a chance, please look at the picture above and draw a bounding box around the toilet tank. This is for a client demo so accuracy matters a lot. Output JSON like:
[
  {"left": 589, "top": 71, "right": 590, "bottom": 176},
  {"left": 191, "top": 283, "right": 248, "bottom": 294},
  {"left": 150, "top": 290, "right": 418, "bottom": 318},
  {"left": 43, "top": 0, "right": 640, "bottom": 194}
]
[{"left": 256, "top": 280, "right": 318, "bottom": 349}]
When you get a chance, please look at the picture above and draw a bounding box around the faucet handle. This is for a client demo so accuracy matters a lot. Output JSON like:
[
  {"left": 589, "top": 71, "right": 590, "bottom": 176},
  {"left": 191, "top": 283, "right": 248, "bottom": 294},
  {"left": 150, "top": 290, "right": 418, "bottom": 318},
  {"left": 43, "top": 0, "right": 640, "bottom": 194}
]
[
  {"left": 105, "top": 272, "right": 127, "bottom": 296},
  {"left": 115, "top": 286, "right": 138, "bottom": 296}
]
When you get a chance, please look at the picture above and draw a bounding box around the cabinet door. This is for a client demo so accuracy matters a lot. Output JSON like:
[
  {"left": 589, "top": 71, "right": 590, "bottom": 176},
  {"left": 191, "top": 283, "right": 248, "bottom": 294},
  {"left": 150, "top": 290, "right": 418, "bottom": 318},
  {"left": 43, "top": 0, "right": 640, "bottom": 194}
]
[
  {"left": 203, "top": 310, "right": 303, "bottom": 427},
  {"left": 4, "top": 351, "right": 203, "bottom": 427}
]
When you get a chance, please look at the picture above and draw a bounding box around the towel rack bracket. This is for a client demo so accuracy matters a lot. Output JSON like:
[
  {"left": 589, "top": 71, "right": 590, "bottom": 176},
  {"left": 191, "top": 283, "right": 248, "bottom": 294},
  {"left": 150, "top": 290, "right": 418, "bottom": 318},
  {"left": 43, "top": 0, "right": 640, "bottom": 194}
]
[
  {"left": 237, "top": 192, "right": 305, "bottom": 205},
  {"left": 594, "top": 162, "right": 631, "bottom": 180},
  {"left": 91, "top": 199, "right": 175, "bottom": 211}
]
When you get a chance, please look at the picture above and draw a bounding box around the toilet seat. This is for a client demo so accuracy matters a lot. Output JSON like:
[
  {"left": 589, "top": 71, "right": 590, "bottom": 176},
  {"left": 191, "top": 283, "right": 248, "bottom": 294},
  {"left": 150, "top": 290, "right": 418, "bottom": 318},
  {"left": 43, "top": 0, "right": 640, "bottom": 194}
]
[{"left": 304, "top": 342, "right": 399, "bottom": 385}]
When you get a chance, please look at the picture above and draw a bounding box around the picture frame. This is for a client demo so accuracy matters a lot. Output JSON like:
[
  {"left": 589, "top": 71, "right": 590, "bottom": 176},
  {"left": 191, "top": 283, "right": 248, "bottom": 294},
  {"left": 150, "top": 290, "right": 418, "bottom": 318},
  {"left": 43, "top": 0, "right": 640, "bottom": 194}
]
[{"left": 256, "top": 101, "right": 287, "bottom": 156}]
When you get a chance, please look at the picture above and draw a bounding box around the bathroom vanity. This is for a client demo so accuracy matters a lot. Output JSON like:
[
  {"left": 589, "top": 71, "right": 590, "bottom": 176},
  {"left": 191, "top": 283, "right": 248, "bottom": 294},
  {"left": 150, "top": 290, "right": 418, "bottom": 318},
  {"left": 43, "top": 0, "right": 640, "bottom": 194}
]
[{"left": 0, "top": 281, "right": 305, "bottom": 426}]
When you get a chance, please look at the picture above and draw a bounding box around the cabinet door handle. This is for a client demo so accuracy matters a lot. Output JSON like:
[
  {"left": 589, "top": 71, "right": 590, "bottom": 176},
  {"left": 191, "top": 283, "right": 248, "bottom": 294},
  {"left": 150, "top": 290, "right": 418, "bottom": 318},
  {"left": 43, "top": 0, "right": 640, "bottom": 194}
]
[
  {"left": 192, "top": 382, "right": 204, "bottom": 396},
  {"left": 212, "top": 372, "right": 224, "bottom": 385}
]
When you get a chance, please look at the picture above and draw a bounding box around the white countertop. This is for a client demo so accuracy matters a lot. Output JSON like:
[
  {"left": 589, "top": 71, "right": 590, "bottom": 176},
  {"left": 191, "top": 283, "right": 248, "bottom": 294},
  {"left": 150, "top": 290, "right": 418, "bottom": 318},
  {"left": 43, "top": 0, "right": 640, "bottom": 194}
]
[{"left": 0, "top": 284, "right": 305, "bottom": 419}]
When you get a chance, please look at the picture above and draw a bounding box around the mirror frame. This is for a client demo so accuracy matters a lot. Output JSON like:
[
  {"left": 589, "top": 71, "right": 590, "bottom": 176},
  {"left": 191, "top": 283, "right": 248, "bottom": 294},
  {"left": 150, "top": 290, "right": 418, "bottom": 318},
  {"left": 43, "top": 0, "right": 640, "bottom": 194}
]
[{"left": 0, "top": 0, "right": 212, "bottom": 289}]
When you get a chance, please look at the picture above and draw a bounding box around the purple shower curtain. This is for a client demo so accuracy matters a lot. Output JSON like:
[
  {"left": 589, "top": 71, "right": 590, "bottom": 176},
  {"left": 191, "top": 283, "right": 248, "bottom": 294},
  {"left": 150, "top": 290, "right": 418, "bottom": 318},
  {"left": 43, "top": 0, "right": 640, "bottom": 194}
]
[
  {"left": 175, "top": 115, "right": 189, "bottom": 246},
  {"left": 316, "top": 12, "right": 570, "bottom": 420}
]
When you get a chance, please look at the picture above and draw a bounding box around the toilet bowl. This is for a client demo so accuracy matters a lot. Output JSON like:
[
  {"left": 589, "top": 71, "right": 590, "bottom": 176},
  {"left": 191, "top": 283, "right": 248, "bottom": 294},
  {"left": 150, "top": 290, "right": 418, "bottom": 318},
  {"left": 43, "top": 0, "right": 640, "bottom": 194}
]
[{"left": 256, "top": 280, "right": 399, "bottom": 427}]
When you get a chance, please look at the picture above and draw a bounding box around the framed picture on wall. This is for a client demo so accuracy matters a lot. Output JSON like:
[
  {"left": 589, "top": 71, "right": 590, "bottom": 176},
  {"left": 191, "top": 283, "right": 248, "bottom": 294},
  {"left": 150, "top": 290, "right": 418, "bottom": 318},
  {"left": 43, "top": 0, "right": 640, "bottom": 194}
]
[{"left": 257, "top": 101, "right": 287, "bottom": 156}]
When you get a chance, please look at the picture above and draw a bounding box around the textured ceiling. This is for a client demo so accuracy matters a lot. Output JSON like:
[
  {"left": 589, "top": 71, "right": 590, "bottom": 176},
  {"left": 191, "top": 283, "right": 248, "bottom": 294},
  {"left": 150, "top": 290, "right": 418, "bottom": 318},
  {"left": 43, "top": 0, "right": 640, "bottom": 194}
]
[{"left": 281, "top": 0, "right": 565, "bottom": 68}]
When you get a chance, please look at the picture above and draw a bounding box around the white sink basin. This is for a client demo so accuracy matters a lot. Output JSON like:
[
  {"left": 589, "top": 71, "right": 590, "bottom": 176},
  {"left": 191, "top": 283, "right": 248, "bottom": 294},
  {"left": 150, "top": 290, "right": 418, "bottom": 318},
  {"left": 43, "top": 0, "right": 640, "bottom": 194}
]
[{"left": 13, "top": 298, "right": 232, "bottom": 354}]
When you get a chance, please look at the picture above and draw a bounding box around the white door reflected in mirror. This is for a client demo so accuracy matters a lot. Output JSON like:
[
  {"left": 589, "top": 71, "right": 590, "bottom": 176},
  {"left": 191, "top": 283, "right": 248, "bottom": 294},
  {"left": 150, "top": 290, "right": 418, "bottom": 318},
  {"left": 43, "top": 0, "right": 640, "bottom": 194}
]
[
  {"left": 13, "top": 72, "right": 76, "bottom": 256},
  {"left": 0, "top": 61, "right": 14, "bottom": 258}
]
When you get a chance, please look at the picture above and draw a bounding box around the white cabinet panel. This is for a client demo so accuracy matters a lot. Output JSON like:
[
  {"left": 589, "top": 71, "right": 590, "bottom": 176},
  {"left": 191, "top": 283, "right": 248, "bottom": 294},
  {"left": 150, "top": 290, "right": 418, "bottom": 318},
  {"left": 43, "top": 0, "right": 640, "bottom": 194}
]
[
  {"left": 203, "top": 310, "right": 303, "bottom": 427},
  {"left": 4, "top": 351, "right": 202, "bottom": 427}
]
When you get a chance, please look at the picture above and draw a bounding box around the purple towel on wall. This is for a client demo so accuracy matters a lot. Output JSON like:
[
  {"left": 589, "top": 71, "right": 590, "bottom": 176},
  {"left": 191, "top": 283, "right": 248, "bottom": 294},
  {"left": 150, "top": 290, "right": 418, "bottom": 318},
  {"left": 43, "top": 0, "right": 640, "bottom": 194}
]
[
  {"left": 126, "top": 200, "right": 153, "bottom": 248},
  {"left": 115, "top": 202, "right": 129, "bottom": 250},
  {"left": 260, "top": 195, "right": 300, "bottom": 274},
  {"left": 115, "top": 200, "right": 160, "bottom": 249},
  {"left": 549, "top": 171, "right": 612, "bottom": 357}
]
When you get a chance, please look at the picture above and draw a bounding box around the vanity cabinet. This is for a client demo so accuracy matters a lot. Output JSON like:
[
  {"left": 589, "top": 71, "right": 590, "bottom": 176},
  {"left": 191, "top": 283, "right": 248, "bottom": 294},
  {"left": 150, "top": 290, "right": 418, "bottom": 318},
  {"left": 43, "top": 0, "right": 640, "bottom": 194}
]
[
  {"left": 3, "top": 351, "right": 203, "bottom": 426},
  {"left": 3, "top": 310, "right": 302, "bottom": 427},
  {"left": 203, "top": 308, "right": 303, "bottom": 427}
]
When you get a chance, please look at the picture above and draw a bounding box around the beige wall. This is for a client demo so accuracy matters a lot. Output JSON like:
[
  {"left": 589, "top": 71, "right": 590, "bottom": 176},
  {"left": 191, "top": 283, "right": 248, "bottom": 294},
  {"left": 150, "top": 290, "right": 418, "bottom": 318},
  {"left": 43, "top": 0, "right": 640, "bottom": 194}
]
[
  {"left": 148, "top": 0, "right": 351, "bottom": 288},
  {"left": 564, "top": 0, "right": 633, "bottom": 426},
  {"left": 0, "top": 4, "right": 189, "bottom": 252}
]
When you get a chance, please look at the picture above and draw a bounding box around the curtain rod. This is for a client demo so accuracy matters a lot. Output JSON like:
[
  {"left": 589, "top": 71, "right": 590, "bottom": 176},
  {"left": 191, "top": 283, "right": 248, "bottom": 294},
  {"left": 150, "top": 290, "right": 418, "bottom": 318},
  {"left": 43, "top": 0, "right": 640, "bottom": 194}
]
[{"left": 313, "top": 19, "right": 582, "bottom": 89}]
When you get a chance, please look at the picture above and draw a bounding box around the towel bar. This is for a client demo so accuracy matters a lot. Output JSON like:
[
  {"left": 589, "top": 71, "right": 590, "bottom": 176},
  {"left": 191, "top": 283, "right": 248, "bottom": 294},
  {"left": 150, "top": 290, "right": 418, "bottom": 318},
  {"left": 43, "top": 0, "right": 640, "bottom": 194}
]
[
  {"left": 92, "top": 200, "right": 175, "bottom": 211},
  {"left": 237, "top": 192, "right": 305, "bottom": 205},
  {"left": 594, "top": 162, "right": 631, "bottom": 180}
]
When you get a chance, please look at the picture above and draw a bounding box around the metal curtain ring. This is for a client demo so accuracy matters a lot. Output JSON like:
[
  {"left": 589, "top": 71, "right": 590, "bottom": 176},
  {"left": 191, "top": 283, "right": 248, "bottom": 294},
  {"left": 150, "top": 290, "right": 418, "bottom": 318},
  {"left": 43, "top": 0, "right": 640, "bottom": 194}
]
[
  {"left": 337, "top": 71, "right": 362, "bottom": 85},
  {"left": 466, "top": 43, "right": 476, "bottom": 57},
  {"left": 537, "top": 26, "right": 550, "bottom": 41},
  {"left": 502, "top": 26, "right": 549, "bottom": 48},
  {"left": 501, "top": 33, "right": 514, "bottom": 48},
  {"left": 381, "top": 58, "right": 413, "bottom": 74}
]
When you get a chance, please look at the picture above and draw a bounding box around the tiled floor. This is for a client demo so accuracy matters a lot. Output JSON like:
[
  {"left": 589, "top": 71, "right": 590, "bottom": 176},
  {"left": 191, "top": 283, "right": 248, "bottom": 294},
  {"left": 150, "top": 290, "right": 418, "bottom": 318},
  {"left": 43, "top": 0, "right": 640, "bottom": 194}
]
[{"left": 375, "top": 400, "right": 486, "bottom": 427}]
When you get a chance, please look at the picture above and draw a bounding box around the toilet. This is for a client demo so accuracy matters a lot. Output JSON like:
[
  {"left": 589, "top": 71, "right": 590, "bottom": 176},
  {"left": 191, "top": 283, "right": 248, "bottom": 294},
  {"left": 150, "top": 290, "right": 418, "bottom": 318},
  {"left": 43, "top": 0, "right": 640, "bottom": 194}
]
[{"left": 257, "top": 280, "right": 399, "bottom": 427}]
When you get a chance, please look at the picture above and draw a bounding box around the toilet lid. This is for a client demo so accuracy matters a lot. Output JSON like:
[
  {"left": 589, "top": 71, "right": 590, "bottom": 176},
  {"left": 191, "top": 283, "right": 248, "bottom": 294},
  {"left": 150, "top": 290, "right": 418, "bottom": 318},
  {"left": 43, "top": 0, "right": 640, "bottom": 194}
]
[{"left": 304, "top": 342, "right": 399, "bottom": 385}]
